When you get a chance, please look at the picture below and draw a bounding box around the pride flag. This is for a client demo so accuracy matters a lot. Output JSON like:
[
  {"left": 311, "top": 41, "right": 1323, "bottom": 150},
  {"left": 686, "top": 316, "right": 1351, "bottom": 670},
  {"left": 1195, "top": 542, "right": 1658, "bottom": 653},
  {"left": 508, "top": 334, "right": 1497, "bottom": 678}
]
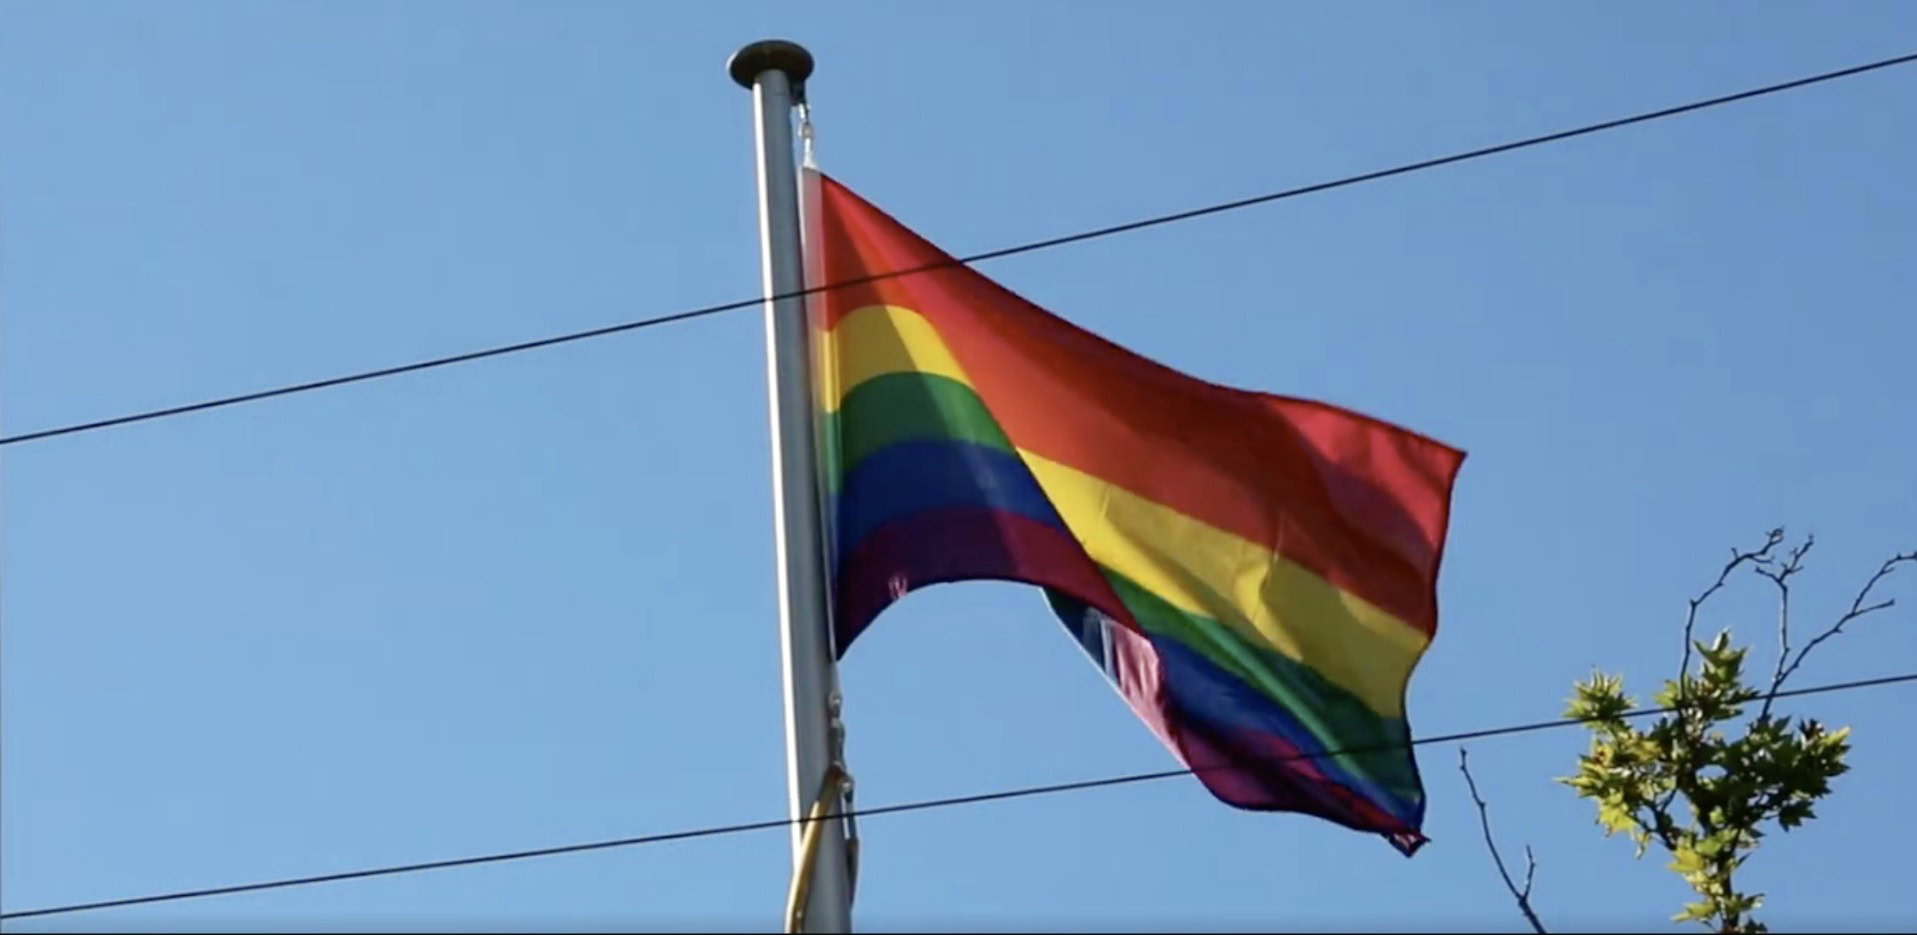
[{"left": 809, "top": 170, "right": 1464, "bottom": 854}]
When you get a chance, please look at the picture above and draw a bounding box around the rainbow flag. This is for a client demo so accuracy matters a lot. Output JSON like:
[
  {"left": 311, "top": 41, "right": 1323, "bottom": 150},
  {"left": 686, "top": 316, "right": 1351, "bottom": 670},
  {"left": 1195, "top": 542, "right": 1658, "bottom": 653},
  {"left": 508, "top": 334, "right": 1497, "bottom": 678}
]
[{"left": 809, "top": 170, "right": 1464, "bottom": 854}]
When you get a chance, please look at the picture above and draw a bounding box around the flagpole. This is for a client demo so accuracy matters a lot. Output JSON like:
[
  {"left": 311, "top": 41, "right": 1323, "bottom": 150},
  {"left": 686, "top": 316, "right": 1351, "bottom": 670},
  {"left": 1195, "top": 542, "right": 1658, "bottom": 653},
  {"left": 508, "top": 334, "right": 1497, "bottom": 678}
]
[{"left": 729, "top": 40, "right": 853, "bottom": 934}]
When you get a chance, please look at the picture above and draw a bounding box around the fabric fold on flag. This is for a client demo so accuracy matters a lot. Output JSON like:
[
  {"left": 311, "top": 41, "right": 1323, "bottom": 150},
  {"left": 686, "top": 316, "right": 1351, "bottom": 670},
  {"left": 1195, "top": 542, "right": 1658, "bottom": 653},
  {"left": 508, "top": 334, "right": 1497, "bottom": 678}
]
[{"left": 806, "top": 168, "right": 1465, "bottom": 855}]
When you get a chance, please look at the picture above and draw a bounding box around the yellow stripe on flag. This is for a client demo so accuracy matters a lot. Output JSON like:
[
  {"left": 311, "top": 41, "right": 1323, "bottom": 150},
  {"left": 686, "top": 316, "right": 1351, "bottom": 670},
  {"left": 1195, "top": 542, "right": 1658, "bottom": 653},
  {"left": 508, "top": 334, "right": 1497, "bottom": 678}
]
[
  {"left": 816, "top": 304, "right": 972, "bottom": 411},
  {"left": 1021, "top": 450, "right": 1429, "bottom": 718}
]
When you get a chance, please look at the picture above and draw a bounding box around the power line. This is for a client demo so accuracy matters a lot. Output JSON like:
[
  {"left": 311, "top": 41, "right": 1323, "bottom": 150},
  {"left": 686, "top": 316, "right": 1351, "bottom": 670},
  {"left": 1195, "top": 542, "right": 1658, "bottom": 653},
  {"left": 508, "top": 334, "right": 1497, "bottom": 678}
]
[
  {"left": 5, "top": 670, "right": 1911, "bottom": 922},
  {"left": 4, "top": 50, "right": 1913, "bottom": 448}
]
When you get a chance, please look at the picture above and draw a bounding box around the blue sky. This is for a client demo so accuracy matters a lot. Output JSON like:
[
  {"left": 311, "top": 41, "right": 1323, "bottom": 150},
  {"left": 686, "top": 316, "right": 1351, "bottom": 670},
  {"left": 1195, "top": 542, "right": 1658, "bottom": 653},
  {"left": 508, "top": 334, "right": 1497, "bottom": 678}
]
[{"left": 3, "top": 2, "right": 1913, "bottom": 931}]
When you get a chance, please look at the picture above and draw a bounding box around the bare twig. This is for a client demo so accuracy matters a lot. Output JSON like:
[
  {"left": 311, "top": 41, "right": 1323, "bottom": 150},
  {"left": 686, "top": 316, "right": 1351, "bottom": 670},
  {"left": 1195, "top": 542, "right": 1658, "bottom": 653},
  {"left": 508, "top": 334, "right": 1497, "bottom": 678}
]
[
  {"left": 1755, "top": 536, "right": 1815, "bottom": 717},
  {"left": 1662, "top": 530, "right": 1787, "bottom": 815},
  {"left": 1680, "top": 529, "right": 1785, "bottom": 686},
  {"left": 1763, "top": 550, "right": 1917, "bottom": 716},
  {"left": 1459, "top": 748, "right": 1546, "bottom": 933}
]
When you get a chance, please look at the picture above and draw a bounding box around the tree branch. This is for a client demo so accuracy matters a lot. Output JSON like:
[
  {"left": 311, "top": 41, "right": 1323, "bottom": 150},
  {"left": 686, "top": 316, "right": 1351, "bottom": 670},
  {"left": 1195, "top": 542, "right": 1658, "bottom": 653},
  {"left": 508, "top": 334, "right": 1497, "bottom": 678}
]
[
  {"left": 1680, "top": 529, "right": 1784, "bottom": 686},
  {"left": 1460, "top": 748, "right": 1546, "bottom": 934},
  {"left": 1665, "top": 529, "right": 1784, "bottom": 815},
  {"left": 1755, "top": 535, "right": 1814, "bottom": 718},
  {"left": 1764, "top": 549, "right": 1917, "bottom": 715}
]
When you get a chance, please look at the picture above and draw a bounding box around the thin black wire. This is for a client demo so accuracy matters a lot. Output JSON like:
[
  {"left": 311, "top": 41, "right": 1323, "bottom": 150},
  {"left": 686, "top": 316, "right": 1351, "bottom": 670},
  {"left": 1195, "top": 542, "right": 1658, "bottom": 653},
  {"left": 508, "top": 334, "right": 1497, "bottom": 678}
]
[
  {"left": 4, "top": 51, "right": 1912, "bottom": 448},
  {"left": 4, "top": 671, "right": 1911, "bottom": 921}
]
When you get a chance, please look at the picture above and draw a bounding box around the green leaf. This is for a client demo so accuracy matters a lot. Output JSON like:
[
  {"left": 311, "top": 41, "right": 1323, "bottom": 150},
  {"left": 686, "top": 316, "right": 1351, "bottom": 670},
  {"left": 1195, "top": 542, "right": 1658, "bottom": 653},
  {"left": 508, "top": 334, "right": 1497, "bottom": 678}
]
[
  {"left": 1670, "top": 844, "right": 1705, "bottom": 875},
  {"left": 1654, "top": 680, "right": 1684, "bottom": 709},
  {"left": 1598, "top": 801, "right": 1637, "bottom": 835},
  {"left": 1674, "top": 900, "right": 1715, "bottom": 923}
]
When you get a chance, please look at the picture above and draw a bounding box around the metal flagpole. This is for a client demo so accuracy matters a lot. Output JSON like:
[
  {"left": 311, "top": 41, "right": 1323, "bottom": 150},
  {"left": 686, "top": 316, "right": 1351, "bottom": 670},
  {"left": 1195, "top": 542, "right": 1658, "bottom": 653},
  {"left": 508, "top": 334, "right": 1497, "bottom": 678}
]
[{"left": 727, "top": 40, "right": 854, "bottom": 934}]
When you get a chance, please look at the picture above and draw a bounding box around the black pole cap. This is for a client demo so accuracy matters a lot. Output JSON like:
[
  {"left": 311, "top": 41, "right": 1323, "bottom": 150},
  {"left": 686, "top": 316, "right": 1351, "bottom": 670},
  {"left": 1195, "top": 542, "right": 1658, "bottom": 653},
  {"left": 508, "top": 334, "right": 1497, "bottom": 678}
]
[{"left": 727, "top": 40, "right": 815, "bottom": 92}]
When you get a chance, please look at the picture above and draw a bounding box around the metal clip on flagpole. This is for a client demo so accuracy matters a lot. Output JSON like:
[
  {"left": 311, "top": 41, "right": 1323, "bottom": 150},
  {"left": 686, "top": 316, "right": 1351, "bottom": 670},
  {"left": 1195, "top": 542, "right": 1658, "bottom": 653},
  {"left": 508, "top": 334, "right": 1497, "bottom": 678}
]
[
  {"left": 785, "top": 691, "right": 859, "bottom": 933},
  {"left": 728, "top": 39, "right": 855, "bottom": 934}
]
